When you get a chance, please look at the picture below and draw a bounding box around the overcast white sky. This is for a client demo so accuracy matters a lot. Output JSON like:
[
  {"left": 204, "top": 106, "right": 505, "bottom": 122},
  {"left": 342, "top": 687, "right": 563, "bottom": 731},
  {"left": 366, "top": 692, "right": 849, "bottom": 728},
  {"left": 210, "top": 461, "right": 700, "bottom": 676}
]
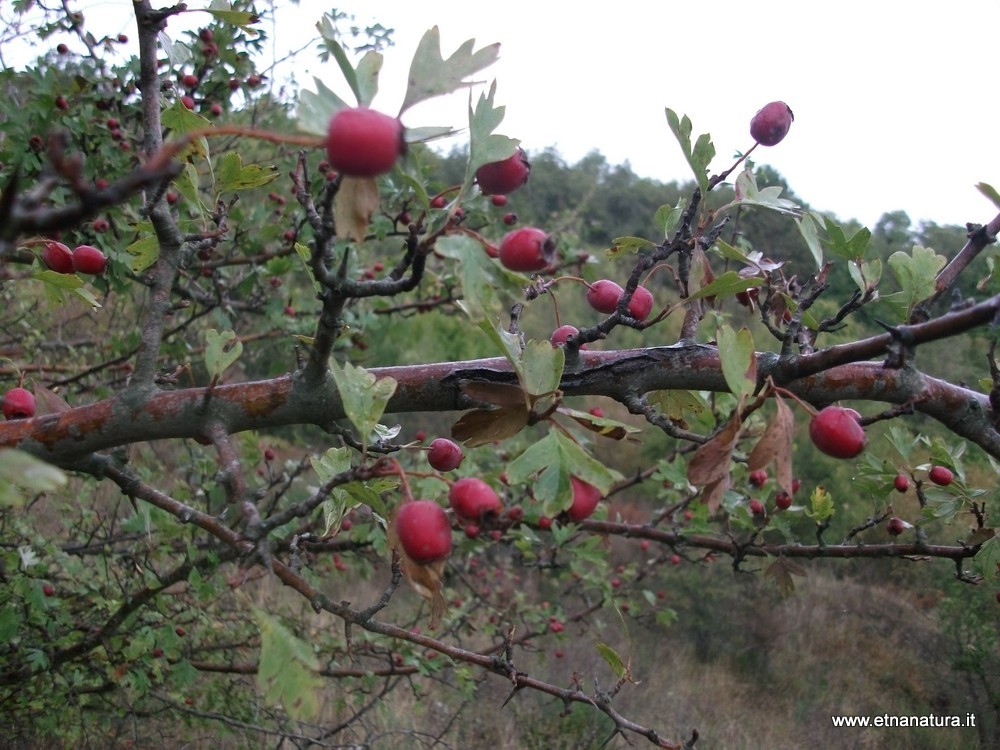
[
  {"left": 264, "top": 0, "right": 999, "bottom": 230},
  {"left": 18, "top": 0, "right": 1000, "bottom": 229}
]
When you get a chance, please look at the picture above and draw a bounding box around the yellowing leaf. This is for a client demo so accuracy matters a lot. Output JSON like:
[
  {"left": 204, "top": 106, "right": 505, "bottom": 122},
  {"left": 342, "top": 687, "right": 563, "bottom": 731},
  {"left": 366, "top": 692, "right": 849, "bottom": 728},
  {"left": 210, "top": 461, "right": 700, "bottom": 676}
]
[
  {"left": 335, "top": 176, "right": 380, "bottom": 242},
  {"left": 717, "top": 325, "right": 756, "bottom": 401}
]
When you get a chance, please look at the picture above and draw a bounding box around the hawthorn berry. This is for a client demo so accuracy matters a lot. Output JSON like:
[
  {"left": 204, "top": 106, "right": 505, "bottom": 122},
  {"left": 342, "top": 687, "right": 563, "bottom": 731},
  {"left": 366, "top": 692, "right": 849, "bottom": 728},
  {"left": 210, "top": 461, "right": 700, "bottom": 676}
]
[
  {"left": 775, "top": 491, "right": 792, "bottom": 510},
  {"left": 748, "top": 499, "right": 765, "bottom": 516},
  {"left": 568, "top": 476, "right": 602, "bottom": 521},
  {"left": 750, "top": 101, "right": 794, "bottom": 147},
  {"left": 502, "top": 212, "right": 518, "bottom": 226},
  {"left": 498, "top": 227, "right": 555, "bottom": 272},
  {"left": 586, "top": 279, "right": 625, "bottom": 314},
  {"left": 42, "top": 583, "right": 56, "bottom": 597},
  {"left": 475, "top": 147, "right": 530, "bottom": 195},
  {"left": 395, "top": 500, "right": 452, "bottom": 563},
  {"left": 929, "top": 465, "right": 954, "bottom": 486},
  {"left": 326, "top": 107, "right": 405, "bottom": 177},
  {"left": 626, "top": 286, "right": 655, "bottom": 320},
  {"left": 809, "top": 406, "right": 866, "bottom": 459},
  {"left": 449, "top": 477, "right": 502, "bottom": 521},
  {"left": 549, "top": 325, "right": 583, "bottom": 348},
  {"left": 490, "top": 194, "right": 508, "bottom": 207},
  {"left": 893, "top": 474, "right": 909, "bottom": 493},
  {"left": 3, "top": 387, "right": 36, "bottom": 420},
  {"left": 427, "top": 437, "right": 464, "bottom": 472},
  {"left": 886, "top": 516, "right": 906, "bottom": 536},
  {"left": 429, "top": 195, "right": 447, "bottom": 209},
  {"left": 72, "top": 245, "right": 108, "bottom": 275},
  {"left": 748, "top": 469, "right": 768, "bottom": 488},
  {"left": 41, "top": 240, "right": 75, "bottom": 274}
]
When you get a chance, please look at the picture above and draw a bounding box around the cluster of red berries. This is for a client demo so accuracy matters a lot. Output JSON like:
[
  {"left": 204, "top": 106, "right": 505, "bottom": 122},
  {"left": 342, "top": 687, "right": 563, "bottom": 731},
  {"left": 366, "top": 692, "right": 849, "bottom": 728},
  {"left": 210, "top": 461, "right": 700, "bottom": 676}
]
[{"left": 40, "top": 240, "right": 107, "bottom": 275}]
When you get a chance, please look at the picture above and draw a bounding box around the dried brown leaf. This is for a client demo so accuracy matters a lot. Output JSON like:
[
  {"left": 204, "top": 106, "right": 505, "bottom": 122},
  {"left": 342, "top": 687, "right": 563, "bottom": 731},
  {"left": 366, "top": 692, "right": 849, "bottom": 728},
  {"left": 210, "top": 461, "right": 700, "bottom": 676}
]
[
  {"left": 451, "top": 405, "right": 529, "bottom": 447},
  {"left": 335, "top": 176, "right": 380, "bottom": 242},
  {"left": 459, "top": 381, "right": 526, "bottom": 408},
  {"left": 747, "top": 394, "right": 795, "bottom": 493},
  {"left": 687, "top": 412, "right": 741, "bottom": 486}
]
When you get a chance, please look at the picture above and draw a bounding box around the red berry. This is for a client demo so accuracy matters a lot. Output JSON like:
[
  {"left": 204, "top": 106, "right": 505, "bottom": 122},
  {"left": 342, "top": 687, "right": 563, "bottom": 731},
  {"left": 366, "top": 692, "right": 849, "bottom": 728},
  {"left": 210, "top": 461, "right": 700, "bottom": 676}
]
[
  {"left": 41, "top": 240, "right": 75, "bottom": 273},
  {"left": 640, "top": 539, "right": 650, "bottom": 551},
  {"left": 475, "top": 148, "right": 530, "bottom": 195},
  {"left": 749, "top": 101, "right": 794, "bottom": 147},
  {"left": 490, "top": 194, "right": 508, "bottom": 207},
  {"left": 502, "top": 212, "right": 518, "bottom": 226},
  {"left": 792, "top": 478, "right": 802, "bottom": 494},
  {"left": 92, "top": 217, "right": 109, "bottom": 232},
  {"left": 106, "top": 117, "right": 120, "bottom": 129},
  {"left": 181, "top": 73, "right": 199, "bottom": 88},
  {"left": 893, "top": 474, "right": 909, "bottom": 493},
  {"left": 56, "top": 43, "right": 69, "bottom": 55},
  {"left": 152, "top": 647, "right": 164, "bottom": 658},
  {"left": 199, "top": 28, "right": 214, "bottom": 43},
  {"left": 175, "top": 626, "right": 186, "bottom": 636},
  {"left": 670, "top": 554, "right": 682, "bottom": 566},
  {"left": 263, "top": 448, "right": 275, "bottom": 461},
  {"left": 774, "top": 491, "right": 792, "bottom": 510},
  {"left": 42, "top": 583, "right": 55, "bottom": 597},
  {"left": 55, "top": 95, "right": 68, "bottom": 110},
  {"left": 749, "top": 499, "right": 765, "bottom": 517},
  {"left": 210, "top": 103, "right": 222, "bottom": 117},
  {"left": 929, "top": 465, "right": 954, "bottom": 486},
  {"left": 181, "top": 95, "right": 195, "bottom": 110},
  {"left": 626, "top": 286, "right": 655, "bottom": 320},
  {"left": 449, "top": 477, "right": 502, "bottom": 521},
  {"left": 464, "top": 524, "right": 480, "bottom": 539},
  {"left": 72, "top": 245, "right": 107, "bottom": 275},
  {"left": 588, "top": 406, "right": 604, "bottom": 418},
  {"left": 2, "top": 386, "right": 35, "bottom": 419},
  {"left": 886, "top": 516, "right": 906, "bottom": 536},
  {"left": 538, "top": 516, "right": 553, "bottom": 530},
  {"left": 117, "top": 34, "right": 128, "bottom": 43},
  {"left": 326, "top": 107, "right": 405, "bottom": 177},
  {"left": 507, "top": 505, "right": 524, "bottom": 522},
  {"left": 396, "top": 500, "right": 452, "bottom": 563},
  {"left": 427, "top": 438, "right": 464, "bottom": 472},
  {"left": 549, "top": 325, "right": 580, "bottom": 347},
  {"left": 498, "top": 227, "right": 555, "bottom": 272},
  {"left": 809, "top": 406, "right": 866, "bottom": 459},
  {"left": 586, "top": 279, "right": 624, "bottom": 314},
  {"left": 748, "top": 469, "right": 768, "bottom": 488},
  {"left": 166, "top": 191, "right": 179, "bottom": 205},
  {"left": 567, "top": 476, "right": 601, "bottom": 521},
  {"left": 430, "top": 195, "right": 447, "bottom": 209}
]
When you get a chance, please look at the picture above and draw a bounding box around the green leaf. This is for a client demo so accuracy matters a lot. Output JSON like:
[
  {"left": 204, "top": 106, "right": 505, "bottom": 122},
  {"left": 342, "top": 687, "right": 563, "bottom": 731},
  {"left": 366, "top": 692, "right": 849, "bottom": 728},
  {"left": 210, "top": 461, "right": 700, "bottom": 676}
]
[
  {"left": 888, "top": 245, "right": 946, "bottom": 317},
  {"left": 975, "top": 536, "right": 1000, "bottom": 581},
  {"left": 847, "top": 258, "right": 882, "bottom": 294},
  {"left": 436, "top": 234, "right": 528, "bottom": 321},
  {"left": 255, "top": 610, "right": 322, "bottom": 721},
  {"left": 822, "top": 217, "right": 870, "bottom": 261},
  {"left": 161, "top": 101, "right": 210, "bottom": 160},
  {"left": 204, "top": 329, "right": 243, "bottom": 381},
  {"left": 596, "top": 642, "right": 627, "bottom": 679},
  {"left": 217, "top": 152, "right": 280, "bottom": 193},
  {"left": 805, "top": 485, "right": 835, "bottom": 522},
  {"left": 0, "top": 449, "right": 67, "bottom": 505},
  {"left": 203, "top": 8, "right": 260, "bottom": 34},
  {"left": 664, "top": 108, "right": 714, "bottom": 195},
  {"left": 462, "top": 80, "right": 519, "bottom": 200},
  {"left": 684, "top": 270, "right": 760, "bottom": 303},
  {"left": 400, "top": 27, "right": 501, "bottom": 114},
  {"left": 297, "top": 77, "right": 350, "bottom": 137},
  {"left": 796, "top": 211, "right": 824, "bottom": 270},
  {"left": 608, "top": 236, "right": 656, "bottom": 258},
  {"left": 976, "top": 182, "right": 1000, "bottom": 211},
  {"left": 520, "top": 339, "right": 564, "bottom": 399},
  {"left": 728, "top": 166, "right": 800, "bottom": 216},
  {"left": 330, "top": 359, "right": 398, "bottom": 454},
  {"left": 124, "top": 235, "right": 159, "bottom": 273},
  {"left": 654, "top": 200, "right": 685, "bottom": 239},
  {"left": 717, "top": 325, "right": 756, "bottom": 400},
  {"left": 505, "top": 431, "right": 623, "bottom": 516}
]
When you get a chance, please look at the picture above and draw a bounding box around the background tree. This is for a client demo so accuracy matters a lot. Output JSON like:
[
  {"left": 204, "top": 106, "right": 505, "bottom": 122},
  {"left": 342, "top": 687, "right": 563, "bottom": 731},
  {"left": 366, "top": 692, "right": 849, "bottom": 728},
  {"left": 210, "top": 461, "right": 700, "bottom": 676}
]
[{"left": 1, "top": 3, "right": 999, "bottom": 749}]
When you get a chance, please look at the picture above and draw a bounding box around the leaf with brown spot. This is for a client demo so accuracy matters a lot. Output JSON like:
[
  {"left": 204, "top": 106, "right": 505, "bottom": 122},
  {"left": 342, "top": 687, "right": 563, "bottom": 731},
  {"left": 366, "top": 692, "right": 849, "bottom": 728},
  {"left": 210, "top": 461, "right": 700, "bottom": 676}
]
[
  {"left": 335, "top": 176, "right": 380, "bottom": 242},
  {"left": 748, "top": 394, "right": 795, "bottom": 494},
  {"left": 558, "top": 406, "right": 642, "bottom": 441},
  {"left": 451, "top": 405, "right": 529, "bottom": 447},
  {"left": 687, "top": 412, "right": 741, "bottom": 486}
]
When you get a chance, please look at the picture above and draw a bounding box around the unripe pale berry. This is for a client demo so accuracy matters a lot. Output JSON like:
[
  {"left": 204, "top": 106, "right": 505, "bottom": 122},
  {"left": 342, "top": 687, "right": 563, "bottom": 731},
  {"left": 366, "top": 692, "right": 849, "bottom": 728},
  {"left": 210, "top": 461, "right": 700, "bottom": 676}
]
[
  {"left": 750, "top": 101, "right": 794, "bottom": 147},
  {"left": 326, "top": 107, "right": 405, "bottom": 177}
]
